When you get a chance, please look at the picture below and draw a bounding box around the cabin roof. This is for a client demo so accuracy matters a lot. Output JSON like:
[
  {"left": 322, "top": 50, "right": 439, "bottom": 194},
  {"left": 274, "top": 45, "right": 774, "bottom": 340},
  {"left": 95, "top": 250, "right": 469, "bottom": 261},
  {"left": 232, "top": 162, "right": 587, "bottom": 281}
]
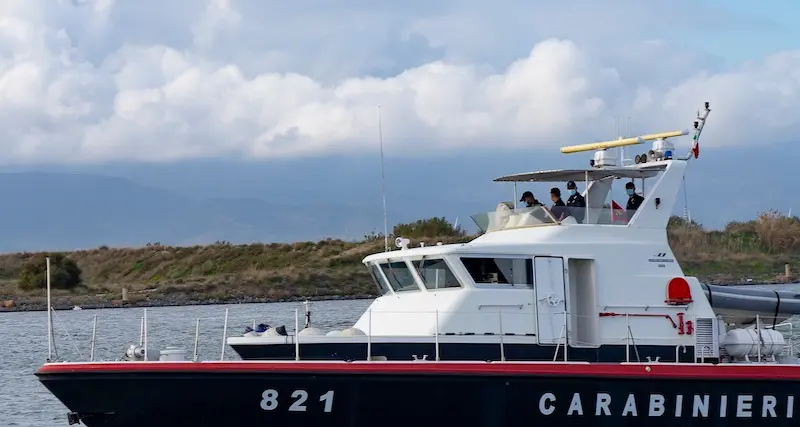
[
  {"left": 362, "top": 243, "right": 468, "bottom": 263},
  {"left": 493, "top": 163, "right": 667, "bottom": 183}
]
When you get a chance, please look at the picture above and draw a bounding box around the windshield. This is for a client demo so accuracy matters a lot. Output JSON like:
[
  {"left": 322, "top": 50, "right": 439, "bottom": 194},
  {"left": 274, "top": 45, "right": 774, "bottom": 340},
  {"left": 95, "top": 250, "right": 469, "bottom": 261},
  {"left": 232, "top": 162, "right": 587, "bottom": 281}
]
[
  {"left": 378, "top": 261, "right": 420, "bottom": 292},
  {"left": 471, "top": 205, "right": 558, "bottom": 233}
]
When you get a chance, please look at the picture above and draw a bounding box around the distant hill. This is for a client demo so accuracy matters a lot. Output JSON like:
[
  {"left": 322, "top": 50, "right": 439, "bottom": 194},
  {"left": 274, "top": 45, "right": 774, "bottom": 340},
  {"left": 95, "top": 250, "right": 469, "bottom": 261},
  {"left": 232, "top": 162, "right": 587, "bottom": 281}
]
[
  {"left": 1, "top": 143, "right": 797, "bottom": 253},
  {"left": 0, "top": 172, "right": 388, "bottom": 253}
]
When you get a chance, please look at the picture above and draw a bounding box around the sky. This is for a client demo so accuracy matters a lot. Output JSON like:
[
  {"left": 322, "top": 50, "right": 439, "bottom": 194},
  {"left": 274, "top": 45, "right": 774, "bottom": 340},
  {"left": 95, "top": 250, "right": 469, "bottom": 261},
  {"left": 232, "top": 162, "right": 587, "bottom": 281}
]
[
  {"left": 0, "top": 0, "right": 799, "bottom": 245},
  {"left": 2, "top": 0, "right": 800, "bottom": 165}
]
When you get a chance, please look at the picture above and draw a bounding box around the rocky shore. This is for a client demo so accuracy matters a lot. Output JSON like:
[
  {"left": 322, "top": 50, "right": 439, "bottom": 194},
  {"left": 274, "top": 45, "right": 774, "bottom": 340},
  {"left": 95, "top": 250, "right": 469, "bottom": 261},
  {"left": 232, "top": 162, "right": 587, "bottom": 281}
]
[
  {"left": 1, "top": 293, "right": 376, "bottom": 313},
  {"left": 4, "top": 274, "right": 798, "bottom": 313}
]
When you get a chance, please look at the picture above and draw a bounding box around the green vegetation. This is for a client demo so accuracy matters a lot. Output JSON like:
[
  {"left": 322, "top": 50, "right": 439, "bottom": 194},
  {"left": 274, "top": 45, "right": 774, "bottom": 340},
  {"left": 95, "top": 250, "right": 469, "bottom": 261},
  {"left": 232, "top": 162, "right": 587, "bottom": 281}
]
[
  {"left": 0, "top": 213, "right": 798, "bottom": 311},
  {"left": 17, "top": 253, "right": 82, "bottom": 291},
  {"left": 668, "top": 210, "right": 800, "bottom": 283}
]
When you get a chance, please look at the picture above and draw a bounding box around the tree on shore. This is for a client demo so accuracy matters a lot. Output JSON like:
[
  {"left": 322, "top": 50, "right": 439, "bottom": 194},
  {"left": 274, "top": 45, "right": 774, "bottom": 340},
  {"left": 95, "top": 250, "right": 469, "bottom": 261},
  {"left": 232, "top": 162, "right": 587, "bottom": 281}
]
[
  {"left": 17, "top": 253, "right": 83, "bottom": 291},
  {"left": 393, "top": 217, "right": 466, "bottom": 239}
]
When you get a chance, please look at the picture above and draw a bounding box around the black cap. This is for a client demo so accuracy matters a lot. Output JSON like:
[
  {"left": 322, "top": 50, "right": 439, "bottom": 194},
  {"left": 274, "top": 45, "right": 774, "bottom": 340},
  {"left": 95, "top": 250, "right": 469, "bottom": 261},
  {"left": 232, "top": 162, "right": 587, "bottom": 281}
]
[
  {"left": 520, "top": 191, "right": 534, "bottom": 202},
  {"left": 566, "top": 180, "right": 576, "bottom": 189},
  {"left": 550, "top": 187, "right": 561, "bottom": 196}
]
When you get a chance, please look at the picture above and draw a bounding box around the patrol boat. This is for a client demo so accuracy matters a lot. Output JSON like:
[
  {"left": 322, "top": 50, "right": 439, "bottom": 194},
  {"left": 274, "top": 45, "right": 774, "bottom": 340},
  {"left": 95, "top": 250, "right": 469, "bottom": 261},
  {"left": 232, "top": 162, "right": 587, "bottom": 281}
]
[{"left": 35, "top": 101, "right": 800, "bottom": 427}]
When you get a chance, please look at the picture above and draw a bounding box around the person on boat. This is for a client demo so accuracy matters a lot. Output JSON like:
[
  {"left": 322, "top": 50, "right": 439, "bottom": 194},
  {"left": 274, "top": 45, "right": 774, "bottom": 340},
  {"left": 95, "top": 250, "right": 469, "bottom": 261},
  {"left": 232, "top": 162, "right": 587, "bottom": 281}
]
[
  {"left": 549, "top": 187, "right": 569, "bottom": 221},
  {"left": 519, "top": 191, "right": 543, "bottom": 208},
  {"left": 565, "top": 181, "right": 586, "bottom": 207},
  {"left": 565, "top": 180, "right": 586, "bottom": 223},
  {"left": 625, "top": 181, "right": 645, "bottom": 222}
]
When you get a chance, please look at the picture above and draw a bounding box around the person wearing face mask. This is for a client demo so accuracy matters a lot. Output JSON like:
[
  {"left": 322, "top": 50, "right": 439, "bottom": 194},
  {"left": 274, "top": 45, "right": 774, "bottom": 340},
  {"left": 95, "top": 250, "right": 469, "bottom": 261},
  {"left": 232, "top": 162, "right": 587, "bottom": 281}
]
[
  {"left": 565, "top": 181, "right": 586, "bottom": 223},
  {"left": 565, "top": 181, "right": 586, "bottom": 207},
  {"left": 625, "top": 181, "right": 645, "bottom": 222}
]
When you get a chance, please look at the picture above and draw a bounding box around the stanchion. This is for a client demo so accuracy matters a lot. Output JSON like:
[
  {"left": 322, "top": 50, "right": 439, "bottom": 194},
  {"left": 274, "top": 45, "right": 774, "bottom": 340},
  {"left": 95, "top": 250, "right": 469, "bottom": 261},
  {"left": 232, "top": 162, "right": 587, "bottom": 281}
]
[{"left": 220, "top": 308, "right": 228, "bottom": 361}]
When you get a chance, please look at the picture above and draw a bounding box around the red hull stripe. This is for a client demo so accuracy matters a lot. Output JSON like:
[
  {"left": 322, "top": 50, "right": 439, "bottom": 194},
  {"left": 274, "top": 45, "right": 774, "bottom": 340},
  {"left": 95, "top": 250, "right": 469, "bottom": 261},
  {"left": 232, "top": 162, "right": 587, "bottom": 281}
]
[{"left": 35, "top": 361, "right": 800, "bottom": 380}]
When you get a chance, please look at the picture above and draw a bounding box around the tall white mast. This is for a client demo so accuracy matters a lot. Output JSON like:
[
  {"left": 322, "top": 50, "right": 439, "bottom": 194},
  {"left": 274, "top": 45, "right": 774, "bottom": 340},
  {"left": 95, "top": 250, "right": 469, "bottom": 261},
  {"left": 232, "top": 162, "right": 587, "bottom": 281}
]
[
  {"left": 46, "top": 256, "right": 53, "bottom": 362},
  {"left": 377, "top": 105, "right": 389, "bottom": 252}
]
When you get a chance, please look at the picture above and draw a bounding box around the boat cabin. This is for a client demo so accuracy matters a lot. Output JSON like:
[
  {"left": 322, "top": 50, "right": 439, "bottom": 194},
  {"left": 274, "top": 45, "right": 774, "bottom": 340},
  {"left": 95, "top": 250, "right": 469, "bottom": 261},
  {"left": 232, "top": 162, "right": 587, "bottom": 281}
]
[{"left": 354, "top": 156, "right": 705, "bottom": 349}]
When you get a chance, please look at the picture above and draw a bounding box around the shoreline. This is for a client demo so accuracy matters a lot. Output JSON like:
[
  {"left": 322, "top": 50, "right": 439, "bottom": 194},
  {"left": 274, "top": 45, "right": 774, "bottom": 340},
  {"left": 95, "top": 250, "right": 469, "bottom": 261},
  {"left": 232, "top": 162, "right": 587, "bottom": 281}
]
[
  {"left": 3, "top": 277, "right": 799, "bottom": 313},
  {"left": 0, "top": 293, "right": 377, "bottom": 313}
]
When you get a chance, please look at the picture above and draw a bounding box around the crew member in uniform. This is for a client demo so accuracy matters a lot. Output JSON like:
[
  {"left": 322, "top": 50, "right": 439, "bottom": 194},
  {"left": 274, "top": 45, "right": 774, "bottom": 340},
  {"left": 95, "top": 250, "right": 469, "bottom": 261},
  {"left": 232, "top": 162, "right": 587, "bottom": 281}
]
[
  {"left": 625, "top": 181, "right": 645, "bottom": 222},
  {"left": 519, "top": 191, "right": 543, "bottom": 207},
  {"left": 565, "top": 181, "right": 586, "bottom": 207},
  {"left": 549, "top": 187, "right": 569, "bottom": 221},
  {"left": 565, "top": 180, "right": 586, "bottom": 223}
]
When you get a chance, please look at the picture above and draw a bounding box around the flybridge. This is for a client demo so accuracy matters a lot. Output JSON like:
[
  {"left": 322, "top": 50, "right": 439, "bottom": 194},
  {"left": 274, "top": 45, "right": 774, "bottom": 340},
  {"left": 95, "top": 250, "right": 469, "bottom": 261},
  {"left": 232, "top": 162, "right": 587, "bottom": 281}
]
[{"left": 476, "top": 102, "right": 712, "bottom": 233}]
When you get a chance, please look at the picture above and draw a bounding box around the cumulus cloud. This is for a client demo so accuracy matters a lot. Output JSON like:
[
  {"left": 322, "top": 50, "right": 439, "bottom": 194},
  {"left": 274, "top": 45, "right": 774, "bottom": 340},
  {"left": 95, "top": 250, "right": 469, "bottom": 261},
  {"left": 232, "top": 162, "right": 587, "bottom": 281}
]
[{"left": 0, "top": 0, "right": 798, "bottom": 164}]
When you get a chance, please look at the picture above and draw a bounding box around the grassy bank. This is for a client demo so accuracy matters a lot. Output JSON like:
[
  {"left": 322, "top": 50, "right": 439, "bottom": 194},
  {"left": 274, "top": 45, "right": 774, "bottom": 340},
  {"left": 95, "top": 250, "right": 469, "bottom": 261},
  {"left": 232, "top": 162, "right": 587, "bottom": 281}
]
[{"left": 1, "top": 213, "right": 799, "bottom": 312}]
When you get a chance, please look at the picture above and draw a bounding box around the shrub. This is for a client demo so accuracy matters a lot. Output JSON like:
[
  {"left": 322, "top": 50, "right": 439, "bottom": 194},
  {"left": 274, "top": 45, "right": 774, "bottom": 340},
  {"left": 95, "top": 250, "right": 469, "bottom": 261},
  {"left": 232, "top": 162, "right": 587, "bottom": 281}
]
[
  {"left": 17, "top": 253, "right": 83, "bottom": 291},
  {"left": 393, "top": 217, "right": 466, "bottom": 239}
]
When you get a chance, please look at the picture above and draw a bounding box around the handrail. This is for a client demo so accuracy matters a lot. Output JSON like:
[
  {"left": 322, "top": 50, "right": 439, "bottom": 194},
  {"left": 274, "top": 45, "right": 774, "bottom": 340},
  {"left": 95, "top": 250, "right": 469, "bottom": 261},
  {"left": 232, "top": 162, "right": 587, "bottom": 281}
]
[
  {"left": 625, "top": 314, "right": 630, "bottom": 362},
  {"left": 498, "top": 311, "right": 505, "bottom": 362},
  {"left": 675, "top": 344, "right": 686, "bottom": 363},
  {"left": 193, "top": 319, "right": 200, "bottom": 362},
  {"left": 89, "top": 315, "right": 97, "bottom": 362},
  {"left": 700, "top": 345, "right": 712, "bottom": 363},
  {"left": 41, "top": 305, "right": 800, "bottom": 365},
  {"left": 143, "top": 308, "right": 148, "bottom": 361},
  {"left": 434, "top": 310, "right": 440, "bottom": 361},
  {"left": 220, "top": 308, "right": 228, "bottom": 361},
  {"left": 367, "top": 310, "right": 373, "bottom": 361},
  {"left": 294, "top": 309, "right": 300, "bottom": 361}
]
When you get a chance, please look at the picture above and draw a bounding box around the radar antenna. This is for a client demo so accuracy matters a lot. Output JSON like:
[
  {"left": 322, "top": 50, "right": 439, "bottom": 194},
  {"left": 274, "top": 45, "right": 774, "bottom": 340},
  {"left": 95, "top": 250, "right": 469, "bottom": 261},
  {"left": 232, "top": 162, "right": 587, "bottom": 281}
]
[{"left": 558, "top": 101, "right": 712, "bottom": 169}]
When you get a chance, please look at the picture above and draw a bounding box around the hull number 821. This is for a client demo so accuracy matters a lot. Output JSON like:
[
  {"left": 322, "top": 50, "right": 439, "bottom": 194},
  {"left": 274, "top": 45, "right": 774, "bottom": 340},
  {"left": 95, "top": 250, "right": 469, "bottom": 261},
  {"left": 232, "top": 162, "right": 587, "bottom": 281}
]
[{"left": 260, "top": 389, "right": 335, "bottom": 413}]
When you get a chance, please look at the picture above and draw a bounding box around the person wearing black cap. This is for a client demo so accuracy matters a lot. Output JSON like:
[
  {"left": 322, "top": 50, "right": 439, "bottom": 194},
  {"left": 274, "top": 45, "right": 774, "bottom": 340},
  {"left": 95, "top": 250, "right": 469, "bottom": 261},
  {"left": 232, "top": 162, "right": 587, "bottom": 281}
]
[
  {"left": 519, "top": 191, "right": 542, "bottom": 208},
  {"left": 549, "top": 187, "right": 568, "bottom": 221},
  {"left": 565, "top": 180, "right": 586, "bottom": 223},
  {"left": 565, "top": 181, "right": 586, "bottom": 207},
  {"left": 625, "top": 181, "right": 645, "bottom": 222}
]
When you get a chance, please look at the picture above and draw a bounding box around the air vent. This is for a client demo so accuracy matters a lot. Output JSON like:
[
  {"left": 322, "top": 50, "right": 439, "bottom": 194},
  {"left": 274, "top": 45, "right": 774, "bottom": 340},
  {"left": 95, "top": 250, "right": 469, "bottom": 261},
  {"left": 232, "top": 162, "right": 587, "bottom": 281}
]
[{"left": 694, "top": 317, "right": 720, "bottom": 359}]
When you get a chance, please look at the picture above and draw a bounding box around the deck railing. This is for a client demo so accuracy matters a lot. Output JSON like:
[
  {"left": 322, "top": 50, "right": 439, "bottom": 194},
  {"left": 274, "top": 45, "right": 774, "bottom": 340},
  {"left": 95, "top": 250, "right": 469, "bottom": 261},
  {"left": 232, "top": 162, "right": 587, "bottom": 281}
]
[{"left": 45, "top": 305, "right": 800, "bottom": 366}]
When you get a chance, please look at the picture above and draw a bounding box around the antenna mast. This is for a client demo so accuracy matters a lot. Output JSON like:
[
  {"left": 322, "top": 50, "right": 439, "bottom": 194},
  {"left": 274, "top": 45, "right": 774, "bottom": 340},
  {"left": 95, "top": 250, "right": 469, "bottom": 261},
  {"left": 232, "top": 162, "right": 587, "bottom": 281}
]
[
  {"left": 377, "top": 105, "right": 389, "bottom": 252},
  {"left": 680, "top": 102, "right": 712, "bottom": 161},
  {"left": 682, "top": 175, "right": 691, "bottom": 222}
]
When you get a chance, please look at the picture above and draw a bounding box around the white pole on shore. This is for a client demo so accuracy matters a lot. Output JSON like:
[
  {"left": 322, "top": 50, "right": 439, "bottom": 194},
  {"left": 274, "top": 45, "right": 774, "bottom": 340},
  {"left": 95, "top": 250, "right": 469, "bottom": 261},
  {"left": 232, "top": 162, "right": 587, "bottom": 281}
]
[{"left": 46, "top": 256, "right": 53, "bottom": 362}]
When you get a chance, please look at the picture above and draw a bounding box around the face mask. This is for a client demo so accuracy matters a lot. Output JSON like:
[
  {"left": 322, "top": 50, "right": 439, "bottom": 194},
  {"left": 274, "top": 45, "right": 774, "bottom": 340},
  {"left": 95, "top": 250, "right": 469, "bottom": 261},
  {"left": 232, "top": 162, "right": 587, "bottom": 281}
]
[
  {"left": 569, "top": 189, "right": 576, "bottom": 196},
  {"left": 626, "top": 189, "right": 634, "bottom": 196}
]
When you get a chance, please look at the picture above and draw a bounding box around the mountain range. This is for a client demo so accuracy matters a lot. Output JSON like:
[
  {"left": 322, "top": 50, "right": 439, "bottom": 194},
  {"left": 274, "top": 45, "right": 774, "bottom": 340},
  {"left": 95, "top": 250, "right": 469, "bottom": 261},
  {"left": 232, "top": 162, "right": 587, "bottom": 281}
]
[{"left": 0, "top": 144, "right": 793, "bottom": 253}]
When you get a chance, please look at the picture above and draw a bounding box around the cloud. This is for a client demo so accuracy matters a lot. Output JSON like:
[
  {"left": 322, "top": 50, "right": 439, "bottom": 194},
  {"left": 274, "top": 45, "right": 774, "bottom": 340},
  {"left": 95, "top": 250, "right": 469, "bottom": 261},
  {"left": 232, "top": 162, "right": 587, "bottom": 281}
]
[{"left": 0, "top": 0, "right": 799, "bottom": 164}]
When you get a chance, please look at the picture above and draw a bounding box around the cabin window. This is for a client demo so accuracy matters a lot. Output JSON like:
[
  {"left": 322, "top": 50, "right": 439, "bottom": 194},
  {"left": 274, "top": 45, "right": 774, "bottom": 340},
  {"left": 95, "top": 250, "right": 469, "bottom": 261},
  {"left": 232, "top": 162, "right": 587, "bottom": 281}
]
[
  {"left": 379, "top": 261, "right": 420, "bottom": 292},
  {"left": 369, "top": 264, "right": 392, "bottom": 295},
  {"left": 460, "top": 257, "right": 533, "bottom": 286},
  {"left": 411, "top": 259, "right": 461, "bottom": 290}
]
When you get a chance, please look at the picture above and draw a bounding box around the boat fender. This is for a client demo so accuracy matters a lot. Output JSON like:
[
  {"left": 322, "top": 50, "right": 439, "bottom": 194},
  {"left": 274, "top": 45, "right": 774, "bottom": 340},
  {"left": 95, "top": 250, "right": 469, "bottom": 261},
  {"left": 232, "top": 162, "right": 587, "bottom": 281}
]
[
  {"left": 263, "top": 328, "right": 285, "bottom": 337},
  {"left": 298, "top": 327, "right": 326, "bottom": 336}
]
